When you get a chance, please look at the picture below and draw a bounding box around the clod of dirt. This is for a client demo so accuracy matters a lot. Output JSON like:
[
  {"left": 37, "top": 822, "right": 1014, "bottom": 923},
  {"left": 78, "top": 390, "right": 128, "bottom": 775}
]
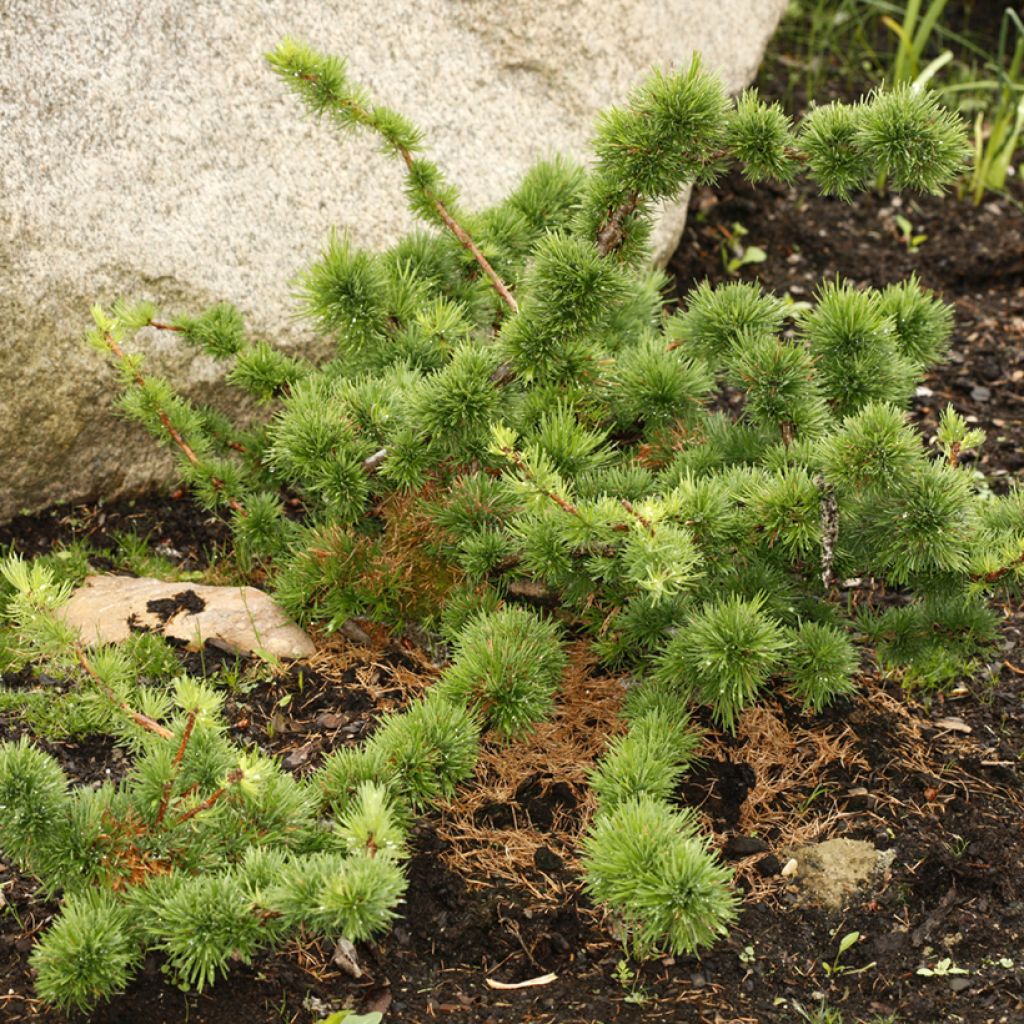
[
  {"left": 57, "top": 574, "right": 316, "bottom": 659},
  {"left": 724, "top": 834, "right": 770, "bottom": 858},
  {"left": 146, "top": 588, "right": 206, "bottom": 622},
  {"left": 787, "top": 838, "right": 895, "bottom": 909},
  {"left": 534, "top": 846, "right": 564, "bottom": 872}
]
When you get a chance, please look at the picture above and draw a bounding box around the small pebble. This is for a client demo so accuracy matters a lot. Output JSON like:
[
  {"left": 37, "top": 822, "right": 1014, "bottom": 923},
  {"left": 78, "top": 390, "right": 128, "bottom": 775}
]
[{"left": 781, "top": 857, "right": 799, "bottom": 878}]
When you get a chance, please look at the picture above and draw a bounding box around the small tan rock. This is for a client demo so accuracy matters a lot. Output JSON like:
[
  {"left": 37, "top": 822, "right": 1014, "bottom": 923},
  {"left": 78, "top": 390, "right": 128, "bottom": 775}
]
[
  {"left": 786, "top": 838, "right": 894, "bottom": 910},
  {"left": 57, "top": 574, "right": 315, "bottom": 661}
]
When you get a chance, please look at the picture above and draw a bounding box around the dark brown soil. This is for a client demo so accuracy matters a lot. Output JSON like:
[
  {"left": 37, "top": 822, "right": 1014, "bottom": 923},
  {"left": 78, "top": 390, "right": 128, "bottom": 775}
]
[
  {"left": 0, "top": 491, "right": 233, "bottom": 571},
  {"left": 2, "top": 594, "right": 1023, "bottom": 1024},
  {"left": 3, "top": 52, "right": 1024, "bottom": 1024}
]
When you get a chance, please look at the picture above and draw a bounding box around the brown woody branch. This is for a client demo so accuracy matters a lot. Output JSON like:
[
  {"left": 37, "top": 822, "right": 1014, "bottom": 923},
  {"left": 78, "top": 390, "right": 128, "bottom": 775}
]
[
  {"left": 75, "top": 644, "right": 174, "bottom": 740},
  {"left": 154, "top": 709, "right": 198, "bottom": 826},
  {"left": 102, "top": 333, "right": 248, "bottom": 517},
  {"left": 295, "top": 71, "right": 517, "bottom": 314},
  {"left": 397, "top": 150, "right": 519, "bottom": 314},
  {"left": 594, "top": 146, "right": 809, "bottom": 258},
  {"left": 172, "top": 768, "right": 244, "bottom": 826},
  {"left": 978, "top": 549, "right": 1024, "bottom": 585},
  {"left": 596, "top": 194, "right": 641, "bottom": 257}
]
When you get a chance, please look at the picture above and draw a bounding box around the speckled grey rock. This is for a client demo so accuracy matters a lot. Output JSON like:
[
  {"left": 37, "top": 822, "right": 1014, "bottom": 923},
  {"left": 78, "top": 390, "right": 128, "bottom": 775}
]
[{"left": 0, "top": 0, "right": 786, "bottom": 522}]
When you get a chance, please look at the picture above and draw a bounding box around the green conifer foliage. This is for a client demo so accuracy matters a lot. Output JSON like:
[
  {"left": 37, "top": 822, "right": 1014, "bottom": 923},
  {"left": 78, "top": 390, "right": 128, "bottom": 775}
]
[
  {"left": 654, "top": 594, "right": 791, "bottom": 730},
  {"left": 437, "top": 606, "right": 566, "bottom": 738},
  {"left": 31, "top": 891, "right": 142, "bottom": 1013},
  {"left": 581, "top": 795, "right": 737, "bottom": 956},
  {"left": 63, "top": 37, "right": 1024, "bottom": 977},
  {"left": 0, "top": 558, "right": 493, "bottom": 1010}
]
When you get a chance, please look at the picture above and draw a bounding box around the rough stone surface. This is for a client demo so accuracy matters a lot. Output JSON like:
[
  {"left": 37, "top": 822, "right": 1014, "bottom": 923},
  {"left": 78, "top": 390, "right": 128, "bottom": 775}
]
[
  {"left": 1, "top": 0, "right": 786, "bottom": 522},
  {"left": 787, "top": 838, "right": 896, "bottom": 909},
  {"left": 57, "top": 575, "right": 316, "bottom": 660}
]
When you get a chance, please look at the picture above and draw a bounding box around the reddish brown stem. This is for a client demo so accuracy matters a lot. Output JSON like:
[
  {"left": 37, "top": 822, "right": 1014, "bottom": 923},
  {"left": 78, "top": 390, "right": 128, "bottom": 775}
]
[
  {"left": 501, "top": 446, "right": 582, "bottom": 518},
  {"left": 293, "top": 69, "right": 517, "bottom": 314},
  {"left": 154, "top": 709, "right": 198, "bottom": 827},
  {"left": 396, "top": 148, "right": 517, "bottom": 313},
  {"left": 75, "top": 645, "right": 173, "bottom": 740},
  {"left": 103, "top": 333, "right": 247, "bottom": 517},
  {"left": 978, "top": 549, "right": 1024, "bottom": 584},
  {"left": 620, "top": 499, "right": 654, "bottom": 532},
  {"left": 594, "top": 146, "right": 809, "bottom": 257},
  {"left": 172, "top": 769, "right": 244, "bottom": 827}
]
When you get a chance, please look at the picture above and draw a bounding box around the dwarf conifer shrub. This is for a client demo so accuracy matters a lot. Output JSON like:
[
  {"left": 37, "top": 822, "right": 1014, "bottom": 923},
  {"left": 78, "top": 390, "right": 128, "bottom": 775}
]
[
  {"left": 43, "top": 34, "right": 1024, "bottom": 978},
  {"left": 437, "top": 606, "right": 566, "bottom": 738},
  {"left": 0, "top": 555, "right": 486, "bottom": 1010}
]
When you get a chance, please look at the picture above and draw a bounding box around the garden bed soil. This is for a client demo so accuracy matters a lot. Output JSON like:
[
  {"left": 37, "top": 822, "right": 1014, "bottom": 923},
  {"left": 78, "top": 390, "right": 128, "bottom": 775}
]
[
  {"left": 1, "top": 566, "right": 1022, "bottom": 1024},
  {"left": 3, "top": 69, "right": 1024, "bottom": 1024}
]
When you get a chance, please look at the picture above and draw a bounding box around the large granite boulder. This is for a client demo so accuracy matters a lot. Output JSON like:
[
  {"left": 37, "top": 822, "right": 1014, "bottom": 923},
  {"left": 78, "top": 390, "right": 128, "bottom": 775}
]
[{"left": 0, "top": 0, "right": 786, "bottom": 522}]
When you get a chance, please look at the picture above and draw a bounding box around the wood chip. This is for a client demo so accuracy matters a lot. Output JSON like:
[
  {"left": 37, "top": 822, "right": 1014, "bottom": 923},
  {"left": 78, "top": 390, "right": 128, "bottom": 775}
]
[
  {"left": 485, "top": 972, "right": 557, "bottom": 990},
  {"left": 932, "top": 717, "right": 972, "bottom": 734},
  {"left": 332, "top": 936, "right": 363, "bottom": 978}
]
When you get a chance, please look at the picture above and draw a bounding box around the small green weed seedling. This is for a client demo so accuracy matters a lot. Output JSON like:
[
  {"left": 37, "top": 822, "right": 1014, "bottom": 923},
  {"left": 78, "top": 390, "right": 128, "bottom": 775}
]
[
  {"left": 894, "top": 213, "right": 928, "bottom": 252},
  {"left": 793, "top": 999, "right": 846, "bottom": 1024},
  {"left": 916, "top": 956, "right": 969, "bottom": 977},
  {"left": 320, "top": 1012, "right": 384, "bottom": 1024},
  {"left": 719, "top": 221, "right": 767, "bottom": 275},
  {"left": 612, "top": 957, "right": 651, "bottom": 1006},
  {"left": 822, "top": 930, "right": 877, "bottom": 978}
]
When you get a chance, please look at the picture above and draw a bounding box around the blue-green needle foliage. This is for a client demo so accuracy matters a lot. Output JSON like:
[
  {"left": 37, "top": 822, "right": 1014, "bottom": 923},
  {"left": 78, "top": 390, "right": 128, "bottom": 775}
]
[{"left": 79, "top": 38, "right": 1024, "bottom": 969}]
